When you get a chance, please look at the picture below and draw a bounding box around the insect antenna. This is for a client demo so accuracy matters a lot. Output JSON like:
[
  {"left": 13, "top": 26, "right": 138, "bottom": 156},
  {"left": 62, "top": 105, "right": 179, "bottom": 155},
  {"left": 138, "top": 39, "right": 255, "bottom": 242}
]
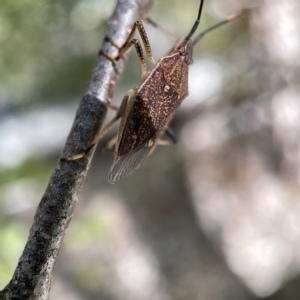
[
  {"left": 193, "top": 10, "right": 247, "bottom": 46},
  {"left": 184, "top": 0, "right": 205, "bottom": 42}
]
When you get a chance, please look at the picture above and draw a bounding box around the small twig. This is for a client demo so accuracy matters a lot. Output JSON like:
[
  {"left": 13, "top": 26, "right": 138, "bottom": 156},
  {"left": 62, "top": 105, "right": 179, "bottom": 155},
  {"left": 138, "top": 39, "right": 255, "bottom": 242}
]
[{"left": 0, "top": 0, "right": 153, "bottom": 299}]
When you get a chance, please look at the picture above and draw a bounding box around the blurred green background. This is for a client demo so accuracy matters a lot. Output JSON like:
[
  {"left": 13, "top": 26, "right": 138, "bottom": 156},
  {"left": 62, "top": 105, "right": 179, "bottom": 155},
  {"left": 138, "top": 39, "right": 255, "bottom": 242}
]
[{"left": 1, "top": 0, "right": 300, "bottom": 299}]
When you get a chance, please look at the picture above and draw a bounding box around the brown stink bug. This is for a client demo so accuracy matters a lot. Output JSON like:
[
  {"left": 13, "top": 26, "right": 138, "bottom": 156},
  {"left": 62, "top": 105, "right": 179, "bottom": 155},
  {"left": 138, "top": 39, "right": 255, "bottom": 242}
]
[{"left": 64, "top": 0, "right": 246, "bottom": 183}]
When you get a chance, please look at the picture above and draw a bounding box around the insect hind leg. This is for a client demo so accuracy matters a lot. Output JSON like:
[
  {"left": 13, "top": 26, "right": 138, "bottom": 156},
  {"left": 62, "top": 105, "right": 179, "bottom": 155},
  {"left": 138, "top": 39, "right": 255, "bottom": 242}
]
[
  {"left": 166, "top": 127, "right": 177, "bottom": 144},
  {"left": 157, "top": 127, "right": 178, "bottom": 146},
  {"left": 103, "top": 135, "right": 118, "bottom": 153},
  {"left": 61, "top": 90, "right": 134, "bottom": 162},
  {"left": 61, "top": 114, "right": 121, "bottom": 162}
]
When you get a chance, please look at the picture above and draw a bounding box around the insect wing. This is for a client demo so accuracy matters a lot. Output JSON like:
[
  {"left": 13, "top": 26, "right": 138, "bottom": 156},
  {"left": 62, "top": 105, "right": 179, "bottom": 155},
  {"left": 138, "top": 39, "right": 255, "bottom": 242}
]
[{"left": 108, "top": 141, "right": 153, "bottom": 183}]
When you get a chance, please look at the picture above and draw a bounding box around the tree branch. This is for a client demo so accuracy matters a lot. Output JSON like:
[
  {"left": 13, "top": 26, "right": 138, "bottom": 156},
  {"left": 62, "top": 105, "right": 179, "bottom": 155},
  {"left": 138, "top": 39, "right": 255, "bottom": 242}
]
[{"left": 0, "top": 0, "right": 153, "bottom": 299}]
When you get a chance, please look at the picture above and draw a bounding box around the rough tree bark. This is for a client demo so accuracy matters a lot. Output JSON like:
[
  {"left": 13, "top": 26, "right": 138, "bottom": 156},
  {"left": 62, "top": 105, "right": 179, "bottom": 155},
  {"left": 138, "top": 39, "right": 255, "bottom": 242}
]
[{"left": 0, "top": 0, "right": 153, "bottom": 299}]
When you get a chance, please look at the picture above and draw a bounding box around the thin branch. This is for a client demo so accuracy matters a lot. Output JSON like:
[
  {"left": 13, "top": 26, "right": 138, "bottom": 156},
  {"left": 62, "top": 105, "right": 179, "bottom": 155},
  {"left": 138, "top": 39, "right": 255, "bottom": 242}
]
[{"left": 0, "top": 0, "right": 153, "bottom": 299}]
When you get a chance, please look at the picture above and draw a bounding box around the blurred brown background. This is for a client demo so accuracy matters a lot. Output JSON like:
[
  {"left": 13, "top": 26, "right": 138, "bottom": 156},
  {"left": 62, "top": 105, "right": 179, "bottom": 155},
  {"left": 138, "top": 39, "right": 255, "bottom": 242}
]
[{"left": 1, "top": 0, "right": 300, "bottom": 299}]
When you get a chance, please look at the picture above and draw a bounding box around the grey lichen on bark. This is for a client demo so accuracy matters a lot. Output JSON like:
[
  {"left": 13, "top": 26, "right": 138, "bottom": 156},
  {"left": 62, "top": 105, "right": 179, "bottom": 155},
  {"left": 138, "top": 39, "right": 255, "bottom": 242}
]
[{"left": 0, "top": 0, "right": 153, "bottom": 299}]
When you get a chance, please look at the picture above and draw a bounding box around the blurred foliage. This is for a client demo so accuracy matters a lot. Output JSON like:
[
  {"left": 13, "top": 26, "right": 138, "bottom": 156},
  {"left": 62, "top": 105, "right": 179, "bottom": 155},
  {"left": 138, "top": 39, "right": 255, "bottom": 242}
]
[
  {"left": 0, "top": 158, "right": 53, "bottom": 288},
  {"left": 0, "top": 0, "right": 113, "bottom": 108},
  {"left": 0, "top": 158, "right": 53, "bottom": 186},
  {"left": 66, "top": 207, "right": 112, "bottom": 252},
  {"left": 0, "top": 222, "right": 27, "bottom": 286}
]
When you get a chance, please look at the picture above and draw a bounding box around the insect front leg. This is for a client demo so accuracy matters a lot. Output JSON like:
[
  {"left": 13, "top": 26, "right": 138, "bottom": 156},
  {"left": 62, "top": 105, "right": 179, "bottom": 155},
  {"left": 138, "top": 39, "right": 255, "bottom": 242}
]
[
  {"left": 62, "top": 90, "right": 133, "bottom": 162},
  {"left": 103, "top": 21, "right": 156, "bottom": 77}
]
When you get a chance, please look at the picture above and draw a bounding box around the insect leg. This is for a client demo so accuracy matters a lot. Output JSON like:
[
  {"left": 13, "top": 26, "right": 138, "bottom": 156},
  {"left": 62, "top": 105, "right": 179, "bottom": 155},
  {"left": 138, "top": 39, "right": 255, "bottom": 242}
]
[
  {"left": 142, "top": 15, "right": 177, "bottom": 42},
  {"left": 157, "top": 129, "right": 177, "bottom": 146},
  {"left": 166, "top": 127, "right": 177, "bottom": 144},
  {"left": 62, "top": 115, "right": 121, "bottom": 161},
  {"left": 82, "top": 90, "right": 133, "bottom": 155},
  {"left": 104, "top": 20, "right": 156, "bottom": 66},
  {"left": 118, "top": 39, "right": 148, "bottom": 77},
  {"left": 118, "top": 21, "right": 156, "bottom": 65},
  {"left": 62, "top": 90, "right": 133, "bottom": 161},
  {"left": 103, "top": 38, "right": 147, "bottom": 77},
  {"left": 107, "top": 103, "right": 119, "bottom": 110},
  {"left": 156, "top": 128, "right": 177, "bottom": 146},
  {"left": 156, "top": 140, "right": 173, "bottom": 146},
  {"left": 134, "top": 21, "right": 156, "bottom": 65},
  {"left": 103, "top": 135, "right": 118, "bottom": 152}
]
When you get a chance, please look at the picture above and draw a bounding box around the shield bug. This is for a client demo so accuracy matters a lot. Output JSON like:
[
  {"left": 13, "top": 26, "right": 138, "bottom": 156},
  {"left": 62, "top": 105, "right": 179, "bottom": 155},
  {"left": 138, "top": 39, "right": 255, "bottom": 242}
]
[{"left": 63, "top": 0, "right": 246, "bottom": 183}]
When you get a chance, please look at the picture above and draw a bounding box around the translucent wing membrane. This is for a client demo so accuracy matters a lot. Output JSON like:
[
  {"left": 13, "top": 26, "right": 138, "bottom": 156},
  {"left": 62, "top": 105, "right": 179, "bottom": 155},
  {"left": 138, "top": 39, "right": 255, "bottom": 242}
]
[{"left": 108, "top": 142, "right": 153, "bottom": 183}]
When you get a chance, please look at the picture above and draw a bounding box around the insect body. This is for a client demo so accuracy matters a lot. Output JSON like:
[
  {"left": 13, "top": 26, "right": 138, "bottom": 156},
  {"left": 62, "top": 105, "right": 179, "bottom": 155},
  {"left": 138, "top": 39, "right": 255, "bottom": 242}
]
[
  {"left": 108, "top": 37, "right": 193, "bottom": 183},
  {"left": 64, "top": 0, "right": 245, "bottom": 183}
]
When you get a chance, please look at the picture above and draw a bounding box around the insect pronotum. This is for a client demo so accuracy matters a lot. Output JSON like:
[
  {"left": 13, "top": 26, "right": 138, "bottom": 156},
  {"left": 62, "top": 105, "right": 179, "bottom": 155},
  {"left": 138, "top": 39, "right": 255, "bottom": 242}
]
[{"left": 63, "top": 0, "right": 246, "bottom": 184}]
